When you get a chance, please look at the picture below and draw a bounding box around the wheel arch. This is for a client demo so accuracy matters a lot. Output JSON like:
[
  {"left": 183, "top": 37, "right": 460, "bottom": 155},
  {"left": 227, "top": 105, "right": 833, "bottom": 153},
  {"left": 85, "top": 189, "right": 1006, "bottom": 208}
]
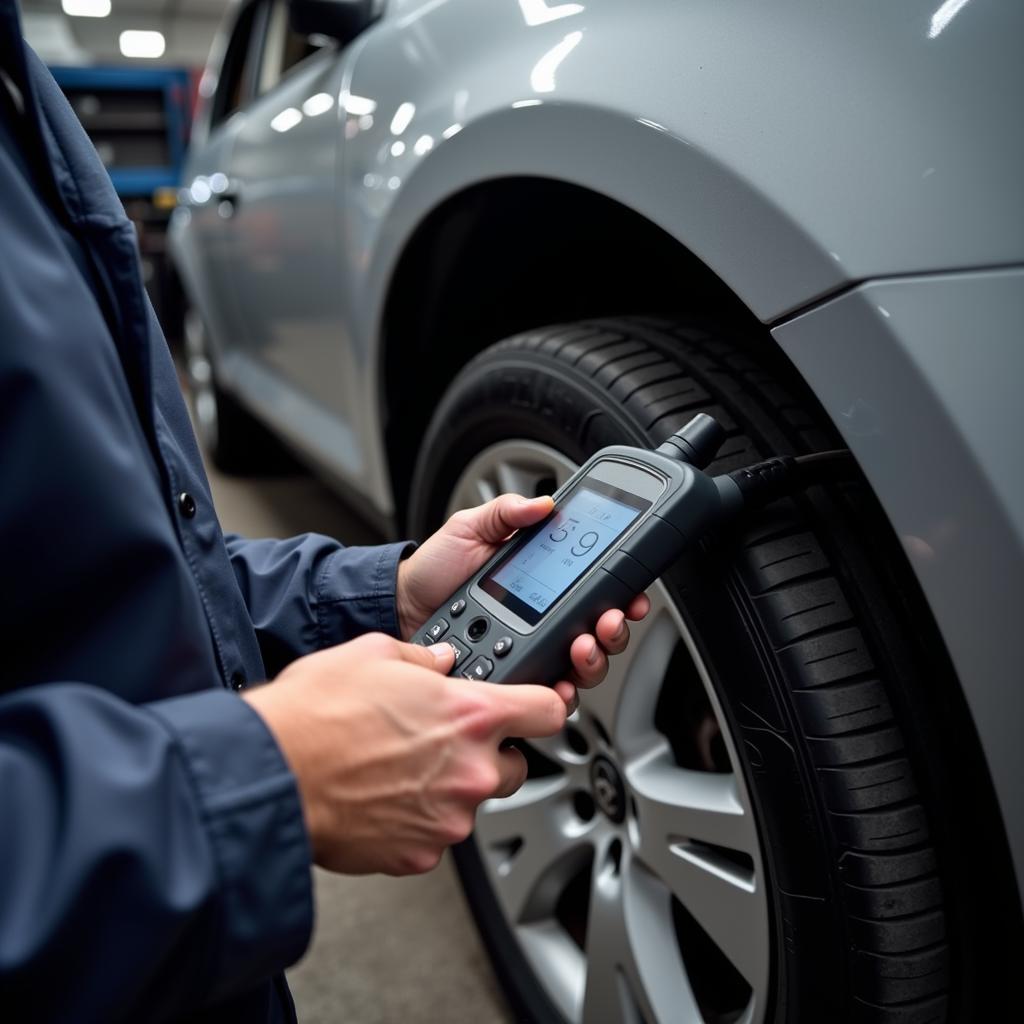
[{"left": 378, "top": 175, "right": 768, "bottom": 522}]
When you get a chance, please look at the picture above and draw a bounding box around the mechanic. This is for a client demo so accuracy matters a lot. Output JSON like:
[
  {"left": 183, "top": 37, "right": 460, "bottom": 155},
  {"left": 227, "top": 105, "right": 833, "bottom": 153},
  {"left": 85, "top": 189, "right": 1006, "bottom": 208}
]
[{"left": 0, "top": 3, "right": 649, "bottom": 1020}]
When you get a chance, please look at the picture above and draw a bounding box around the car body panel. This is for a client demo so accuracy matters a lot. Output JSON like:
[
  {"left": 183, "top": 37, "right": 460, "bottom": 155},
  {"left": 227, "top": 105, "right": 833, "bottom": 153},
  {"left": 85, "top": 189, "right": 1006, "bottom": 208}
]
[
  {"left": 349, "top": 0, "right": 1023, "bottom": 319},
  {"left": 774, "top": 267, "right": 1024, "bottom": 894},
  {"left": 170, "top": 0, "right": 1024, "bottom": 903}
]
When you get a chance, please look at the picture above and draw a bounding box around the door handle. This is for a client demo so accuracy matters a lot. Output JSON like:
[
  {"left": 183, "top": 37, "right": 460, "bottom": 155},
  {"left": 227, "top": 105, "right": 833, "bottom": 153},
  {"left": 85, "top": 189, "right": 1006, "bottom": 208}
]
[
  {"left": 215, "top": 192, "right": 240, "bottom": 218},
  {"left": 181, "top": 176, "right": 242, "bottom": 214}
]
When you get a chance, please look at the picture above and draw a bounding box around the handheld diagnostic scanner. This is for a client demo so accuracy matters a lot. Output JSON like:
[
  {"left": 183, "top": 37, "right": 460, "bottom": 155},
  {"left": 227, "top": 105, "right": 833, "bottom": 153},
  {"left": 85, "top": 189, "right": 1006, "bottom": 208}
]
[{"left": 416, "top": 414, "right": 852, "bottom": 686}]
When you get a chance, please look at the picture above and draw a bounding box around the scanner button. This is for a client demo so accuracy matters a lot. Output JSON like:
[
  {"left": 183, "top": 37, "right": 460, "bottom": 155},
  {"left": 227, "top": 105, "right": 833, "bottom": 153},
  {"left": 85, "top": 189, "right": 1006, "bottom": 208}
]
[
  {"left": 462, "top": 657, "right": 494, "bottom": 681},
  {"left": 426, "top": 618, "right": 450, "bottom": 641},
  {"left": 466, "top": 616, "right": 490, "bottom": 642},
  {"left": 449, "top": 598, "right": 467, "bottom": 618},
  {"left": 492, "top": 636, "right": 513, "bottom": 658},
  {"left": 444, "top": 637, "right": 471, "bottom": 670}
]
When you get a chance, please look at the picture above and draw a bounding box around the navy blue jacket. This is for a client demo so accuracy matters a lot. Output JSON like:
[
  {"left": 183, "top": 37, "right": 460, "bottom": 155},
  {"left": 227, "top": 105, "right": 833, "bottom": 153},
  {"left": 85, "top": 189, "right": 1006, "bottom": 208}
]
[{"left": 0, "top": 4, "right": 409, "bottom": 1019}]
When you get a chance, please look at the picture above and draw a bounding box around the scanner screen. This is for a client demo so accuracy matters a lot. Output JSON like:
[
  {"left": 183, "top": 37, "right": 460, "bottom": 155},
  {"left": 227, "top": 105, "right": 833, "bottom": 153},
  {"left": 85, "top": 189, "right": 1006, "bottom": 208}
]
[{"left": 482, "top": 485, "right": 644, "bottom": 623}]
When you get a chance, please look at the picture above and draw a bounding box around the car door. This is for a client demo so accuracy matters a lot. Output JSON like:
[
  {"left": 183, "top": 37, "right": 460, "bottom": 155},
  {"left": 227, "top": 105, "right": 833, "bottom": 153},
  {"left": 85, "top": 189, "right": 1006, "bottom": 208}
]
[
  {"left": 218, "top": 1, "right": 360, "bottom": 462},
  {"left": 178, "top": 0, "right": 266, "bottom": 371}
]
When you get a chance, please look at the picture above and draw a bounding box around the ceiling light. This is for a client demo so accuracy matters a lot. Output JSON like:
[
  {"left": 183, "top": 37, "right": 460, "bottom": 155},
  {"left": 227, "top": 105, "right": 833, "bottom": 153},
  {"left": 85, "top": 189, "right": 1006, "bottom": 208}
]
[
  {"left": 119, "top": 30, "right": 165, "bottom": 59},
  {"left": 62, "top": 0, "right": 111, "bottom": 17}
]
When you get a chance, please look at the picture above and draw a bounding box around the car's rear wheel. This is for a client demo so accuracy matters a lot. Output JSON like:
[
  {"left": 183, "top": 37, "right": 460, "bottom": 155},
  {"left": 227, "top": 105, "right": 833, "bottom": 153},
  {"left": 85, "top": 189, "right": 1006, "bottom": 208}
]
[
  {"left": 408, "top": 317, "right": 961, "bottom": 1023},
  {"left": 183, "top": 307, "right": 291, "bottom": 474}
]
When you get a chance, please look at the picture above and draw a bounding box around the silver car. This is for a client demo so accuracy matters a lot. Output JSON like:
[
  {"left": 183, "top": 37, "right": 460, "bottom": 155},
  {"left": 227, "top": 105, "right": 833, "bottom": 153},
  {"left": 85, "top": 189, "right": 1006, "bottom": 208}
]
[{"left": 170, "top": 1, "right": 1023, "bottom": 1020}]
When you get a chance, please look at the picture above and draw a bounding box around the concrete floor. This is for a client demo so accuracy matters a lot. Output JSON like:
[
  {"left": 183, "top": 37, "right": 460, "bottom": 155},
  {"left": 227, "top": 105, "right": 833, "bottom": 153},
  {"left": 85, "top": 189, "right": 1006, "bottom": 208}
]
[{"left": 205, "top": 461, "right": 513, "bottom": 1024}]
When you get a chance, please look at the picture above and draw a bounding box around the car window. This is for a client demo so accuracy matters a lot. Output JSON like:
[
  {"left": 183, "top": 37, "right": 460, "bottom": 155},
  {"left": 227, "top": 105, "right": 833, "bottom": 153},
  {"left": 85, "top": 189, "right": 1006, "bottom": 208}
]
[
  {"left": 257, "top": 0, "right": 325, "bottom": 96},
  {"left": 210, "top": 0, "right": 265, "bottom": 126}
]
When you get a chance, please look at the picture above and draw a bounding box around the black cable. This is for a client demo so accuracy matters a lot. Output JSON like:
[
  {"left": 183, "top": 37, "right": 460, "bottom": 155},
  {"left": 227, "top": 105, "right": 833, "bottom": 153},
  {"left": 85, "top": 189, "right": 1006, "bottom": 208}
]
[
  {"left": 793, "top": 450, "right": 857, "bottom": 469},
  {"left": 723, "top": 449, "right": 859, "bottom": 511}
]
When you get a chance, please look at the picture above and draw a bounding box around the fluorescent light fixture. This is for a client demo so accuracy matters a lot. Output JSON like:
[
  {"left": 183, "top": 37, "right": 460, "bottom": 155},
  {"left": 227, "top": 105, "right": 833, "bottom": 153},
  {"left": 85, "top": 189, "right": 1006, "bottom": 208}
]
[
  {"left": 518, "top": 0, "right": 584, "bottom": 27},
  {"left": 302, "top": 92, "right": 334, "bottom": 117},
  {"left": 390, "top": 140, "right": 406, "bottom": 157},
  {"left": 389, "top": 101, "right": 415, "bottom": 135},
  {"left": 413, "top": 134, "right": 434, "bottom": 155},
  {"left": 530, "top": 31, "right": 582, "bottom": 93},
  {"left": 62, "top": 0, "right": 111, "bottom": 17},
  {"left": 119, "top": 30, "right": 165, "bottom": 59},
  {"left": 441, "top": 123, "right": 462, "bottom": 140},
  {"left": 341, "top": 91, "right": 376, "bottom": 116},
  {"left": 928, "top": 0, "right": 970, "bottom": 38},
  {"left": 512, "top": 99, "right": 542, "bottom": 108},
  {"left": 270, "top": 107, "right": 303, "bottom": 133}
]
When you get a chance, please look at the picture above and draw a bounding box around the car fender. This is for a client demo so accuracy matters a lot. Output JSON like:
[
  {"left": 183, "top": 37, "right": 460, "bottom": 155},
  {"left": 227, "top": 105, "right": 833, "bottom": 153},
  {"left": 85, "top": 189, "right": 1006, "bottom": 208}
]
[{"left": 344, "top": 0, "right": 1022, "bottom": 329}]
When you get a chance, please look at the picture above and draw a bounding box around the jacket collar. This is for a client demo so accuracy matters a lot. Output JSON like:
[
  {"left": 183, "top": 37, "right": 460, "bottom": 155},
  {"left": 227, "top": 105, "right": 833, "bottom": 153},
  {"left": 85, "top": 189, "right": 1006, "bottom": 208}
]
[{"left": 0, "top": 0, "right": 65, "bottom": 216}]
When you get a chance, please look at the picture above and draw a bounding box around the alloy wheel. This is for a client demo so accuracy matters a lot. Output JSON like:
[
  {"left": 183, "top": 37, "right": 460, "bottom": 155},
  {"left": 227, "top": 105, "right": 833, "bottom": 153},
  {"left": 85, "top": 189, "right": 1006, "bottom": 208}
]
[{"left": 447, "top": 441, "right": 770, "bottom": 1024}]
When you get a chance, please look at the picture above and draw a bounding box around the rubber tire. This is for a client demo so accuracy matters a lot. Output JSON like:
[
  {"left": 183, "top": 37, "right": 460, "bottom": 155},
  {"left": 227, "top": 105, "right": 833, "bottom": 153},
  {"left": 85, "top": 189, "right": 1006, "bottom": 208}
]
[
  {"left": 184, "top": 308, "right": 293, "bottom": 475},
  {"left": 407, "top": 317, "right": 998, "bottom": 1023}
]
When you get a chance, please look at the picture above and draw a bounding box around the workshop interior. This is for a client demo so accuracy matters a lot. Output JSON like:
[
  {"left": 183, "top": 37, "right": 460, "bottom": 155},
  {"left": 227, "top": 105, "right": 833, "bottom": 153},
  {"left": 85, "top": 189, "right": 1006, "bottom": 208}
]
[{"left": 7, "top": 0, "right": 1022, "bottom": 1021}]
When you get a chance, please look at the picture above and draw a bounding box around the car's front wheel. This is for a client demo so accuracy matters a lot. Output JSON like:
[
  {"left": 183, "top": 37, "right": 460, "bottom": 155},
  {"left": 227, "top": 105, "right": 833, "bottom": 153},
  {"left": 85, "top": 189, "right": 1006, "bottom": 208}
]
[{"left": 409, "top": 318, "right": 960, "bottom": 1023}]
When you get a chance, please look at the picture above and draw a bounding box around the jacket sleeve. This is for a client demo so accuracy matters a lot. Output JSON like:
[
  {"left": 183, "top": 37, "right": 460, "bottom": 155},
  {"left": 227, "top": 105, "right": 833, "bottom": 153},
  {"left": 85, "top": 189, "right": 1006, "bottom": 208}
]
[
  {"left": 0, "top": 683, "right": 313, "bottom": 1023},
  {"left": 223, "top": 534, "right": 414, "bottom": 674}
]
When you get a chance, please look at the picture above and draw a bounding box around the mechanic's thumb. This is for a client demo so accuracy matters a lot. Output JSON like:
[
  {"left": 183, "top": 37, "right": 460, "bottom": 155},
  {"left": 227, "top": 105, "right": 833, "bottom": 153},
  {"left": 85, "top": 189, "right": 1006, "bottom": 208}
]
[
  {"left": 394, "top": 639, "right": 457, "bottom": 673},
  {"left": 474, "top": 493, "right": 554, "bottom": 544}
]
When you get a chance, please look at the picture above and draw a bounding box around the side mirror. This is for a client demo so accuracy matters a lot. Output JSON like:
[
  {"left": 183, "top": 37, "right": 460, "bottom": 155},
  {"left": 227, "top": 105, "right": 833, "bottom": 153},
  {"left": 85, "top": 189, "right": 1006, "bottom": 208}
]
[{"left": 288, "top": 0, "right": 378, "bottom": 46}]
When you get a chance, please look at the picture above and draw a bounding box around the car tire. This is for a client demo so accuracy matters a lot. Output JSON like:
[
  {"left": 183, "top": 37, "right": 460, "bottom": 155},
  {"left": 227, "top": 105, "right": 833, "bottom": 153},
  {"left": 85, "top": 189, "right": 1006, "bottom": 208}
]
[
  {"left": 406, "top": 317, "right": 984, "bottom": 1023},
  {"left": 183, "top": 307, "right": 292, "bottom": 474}
]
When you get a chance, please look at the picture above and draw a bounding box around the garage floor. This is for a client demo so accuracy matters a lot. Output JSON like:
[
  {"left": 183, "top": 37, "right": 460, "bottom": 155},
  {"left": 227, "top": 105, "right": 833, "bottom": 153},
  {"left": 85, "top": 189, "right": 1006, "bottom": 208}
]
[{"left": 206, "top": 462, "right": 513, "bottom": 1024}]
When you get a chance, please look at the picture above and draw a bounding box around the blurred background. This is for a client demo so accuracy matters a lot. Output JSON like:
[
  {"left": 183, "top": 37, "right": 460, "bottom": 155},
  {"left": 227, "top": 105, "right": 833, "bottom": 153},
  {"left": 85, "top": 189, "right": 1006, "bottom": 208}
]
[{"left": 20, "top": 0, "right": 226, "bottom": 348}]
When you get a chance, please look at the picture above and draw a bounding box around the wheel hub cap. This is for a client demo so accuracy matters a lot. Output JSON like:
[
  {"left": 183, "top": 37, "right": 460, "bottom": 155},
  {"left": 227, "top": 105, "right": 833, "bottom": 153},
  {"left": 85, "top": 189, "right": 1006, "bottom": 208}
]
[{"left": 590, "top": 756, "right": 626, "bottom": 824}]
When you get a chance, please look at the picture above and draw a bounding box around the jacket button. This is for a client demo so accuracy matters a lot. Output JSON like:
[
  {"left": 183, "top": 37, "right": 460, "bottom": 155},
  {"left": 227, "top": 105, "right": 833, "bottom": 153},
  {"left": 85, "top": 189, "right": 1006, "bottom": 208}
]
[
  {"left": 231, "top": 672, "right": 246, "bottom": 691},
  {"left": 177, "top": 491, "right": 197, "bottom": 518}
]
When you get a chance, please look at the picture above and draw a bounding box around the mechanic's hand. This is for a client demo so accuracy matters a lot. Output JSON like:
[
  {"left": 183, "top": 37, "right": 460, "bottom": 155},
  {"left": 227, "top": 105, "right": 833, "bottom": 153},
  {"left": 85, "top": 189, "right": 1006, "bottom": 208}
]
[
  {"left": 396, "top": 493, "right": 651, "bottom": 709},
  {"left": 243, "top": 632, "right": 566, "bottom": 875}
]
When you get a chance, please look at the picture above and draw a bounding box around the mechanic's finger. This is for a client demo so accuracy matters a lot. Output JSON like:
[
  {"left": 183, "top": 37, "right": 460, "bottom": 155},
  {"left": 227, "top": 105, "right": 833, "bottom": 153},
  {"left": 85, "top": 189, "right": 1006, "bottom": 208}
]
[
  {"left": 392, "top": 639, "right": 456, "bottom": 673},
  {"left": 569, "top": 634, "right": 608, "bottom": 688},
  {"left": 492, "top": 683, "right": 567, "bottom": 739},
  {"left": 626, "top": 592, "right": 651, "bottom": 621},
  {"left": 553, "top": 680, "right": 580, "bottom": 715},
  {"left": 468, "top": 493, "right": 554, "bottom": 544},
  {"left": 493, "top": 745, "right": 529, "bottom": 798},
  {"left": 595, "top": 609, "right": 630, "bottom": 655}
]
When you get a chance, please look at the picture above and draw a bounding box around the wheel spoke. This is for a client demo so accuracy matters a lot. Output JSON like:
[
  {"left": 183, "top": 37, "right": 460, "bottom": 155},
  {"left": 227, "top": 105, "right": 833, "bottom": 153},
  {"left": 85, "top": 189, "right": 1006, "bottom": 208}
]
[
  {"left": 627, "top": 747, "right": 757, "bottom": 854},
  {"left": 519, "top": 729, "right": 591, "bottom": 785},
  {"left": 627, "top": 750, "right": 766, "bottom": 985},
  {"left": 582, "top": 593, "right": 678, "bottom": 757},
  {"left": 495, "top": 459, "right": 544, "bottom": 499},
  {"left": 444, "top": 441, "right": 579, "bottom": 519},
  {"left": 474, "top": 776, "right": 594, "bottom": 923},
  {"left": 475, "top": 476, "right": 498, "bottom": 504},
  {"left": 582, "top": 845, "right": 701, "bottom": 1024}
]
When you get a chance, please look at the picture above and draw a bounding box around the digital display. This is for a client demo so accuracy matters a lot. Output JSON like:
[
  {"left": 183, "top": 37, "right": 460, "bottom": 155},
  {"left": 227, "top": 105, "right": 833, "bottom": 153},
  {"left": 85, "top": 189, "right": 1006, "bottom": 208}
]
[{"left": 481, "top": 486, "right": 644, "bottom": 623}]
